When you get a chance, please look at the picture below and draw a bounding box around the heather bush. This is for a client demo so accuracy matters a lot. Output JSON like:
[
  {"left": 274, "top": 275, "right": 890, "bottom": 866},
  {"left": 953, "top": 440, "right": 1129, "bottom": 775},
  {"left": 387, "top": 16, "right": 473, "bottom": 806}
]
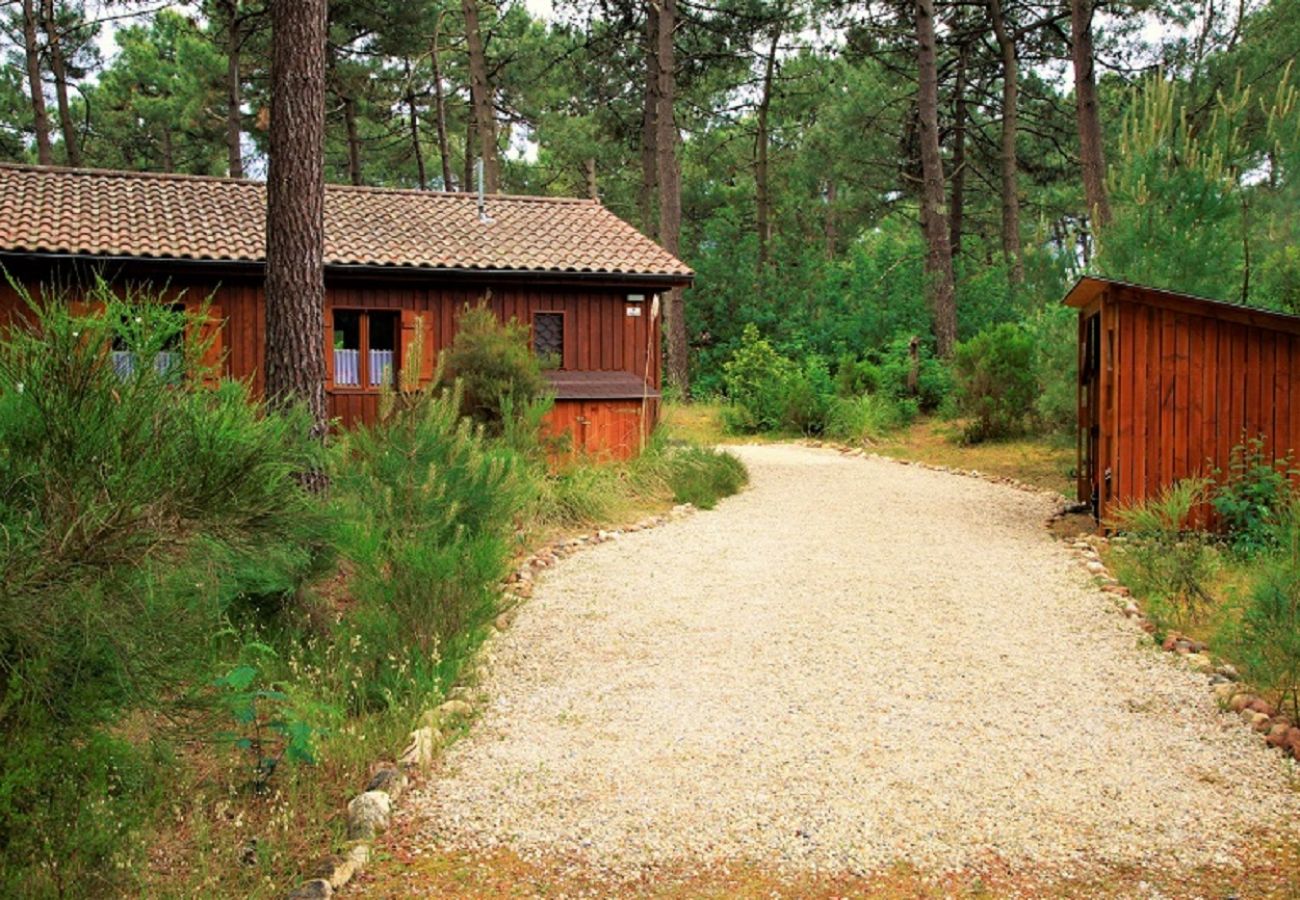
[
  {"left": 952, "top": 323, "right": 1038, "bottom": 442},
  {"left": 441, "top": 302, "right": 549, "bottom": 432},
  {"left": 0, "top": 281, "right": 325, "bottom": 896}
]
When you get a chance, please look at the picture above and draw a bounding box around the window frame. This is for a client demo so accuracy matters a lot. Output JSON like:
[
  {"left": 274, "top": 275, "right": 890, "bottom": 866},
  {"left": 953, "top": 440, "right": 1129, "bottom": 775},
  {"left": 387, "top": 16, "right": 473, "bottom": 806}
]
[
  {"left": 531, "top": 309, "right": 567, "bottom": 370},
  {"left": 328, "top": 307, "right": 402, "bottom": 393}
]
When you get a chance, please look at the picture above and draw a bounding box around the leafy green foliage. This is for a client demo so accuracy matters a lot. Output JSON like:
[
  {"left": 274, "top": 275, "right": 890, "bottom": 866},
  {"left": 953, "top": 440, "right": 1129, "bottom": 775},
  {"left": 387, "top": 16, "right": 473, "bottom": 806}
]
[
  {"left": 1212, "top": 437, "right": 1297, "bottom": 556},
  {"left": 952, "top": 323, "right": 1039, "bottom": 442},
  {"left": 1107, "top": 479, "right": 1218, "bottom": 630},
  {"left": 661, "top": 444, "right": 749, "bottom": 509},
  {"left": 825, "top": 393, "right": 917, "bottom": 445},
  {"left": 1221, "top": 501, "right": 1300, "bottom": 719},
  {"left": 441, "top": 304, "right": 549, "bottom": 433},
  {"left": 0, "top": 281, "right": 326, "bottom": 895},
  {"left": 330, "top": 384, "right": 527, "bottom": 711}
]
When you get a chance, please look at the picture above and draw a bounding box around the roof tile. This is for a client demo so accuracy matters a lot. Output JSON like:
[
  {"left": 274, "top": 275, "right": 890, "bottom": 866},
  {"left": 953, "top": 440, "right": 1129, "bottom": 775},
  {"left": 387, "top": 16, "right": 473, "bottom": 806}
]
[{"left": 0, "top": 164, "right": 693, "bottom": 280}]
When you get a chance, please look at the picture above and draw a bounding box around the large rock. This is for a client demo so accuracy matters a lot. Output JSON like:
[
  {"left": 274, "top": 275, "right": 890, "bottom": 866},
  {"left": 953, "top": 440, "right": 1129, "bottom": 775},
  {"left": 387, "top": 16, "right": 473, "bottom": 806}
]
[
  {"left": 286, "top": 879, "right": 332, "bottom": 899},
  {"left": 346, "top": 790, "right": 392, "bottom": 840}
]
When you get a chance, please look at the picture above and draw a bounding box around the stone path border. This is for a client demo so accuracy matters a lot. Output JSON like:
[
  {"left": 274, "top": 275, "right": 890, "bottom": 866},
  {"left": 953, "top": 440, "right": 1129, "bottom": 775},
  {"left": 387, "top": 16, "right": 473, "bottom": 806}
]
[{"left": 283, "top": 504, "right": 699, "bottom": 899}]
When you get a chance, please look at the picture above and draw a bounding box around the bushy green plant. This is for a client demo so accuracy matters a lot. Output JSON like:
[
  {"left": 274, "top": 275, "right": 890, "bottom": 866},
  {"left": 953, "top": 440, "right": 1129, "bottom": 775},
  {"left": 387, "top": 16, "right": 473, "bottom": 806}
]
[
  {"left": 952, "top": 323, "right": 1038, "bottom": 442},
  {"left": 1107, "top": 479, "right": 1217, "bottom": 630},
  {"left": 825, "top": 393, "right": 916, "bottom": 444},
  {"left": 1212, "top": 437, "right": 1297, "bottom": 556},
  {"left": 1222, "top": 501, "right": 1300, "bottom": 719},
  {"left": 0, "top": 281, "right": 324, "bottom": 894},
  {"left": 720, "top": 323, "right": 798, "bottom": 432},
  {"left": 441, "top": 303, "right": 549, "bottom": 433},
  {"left": 330, "top": 383, "right": 527, "bottom": 711},
  {"left": 659, "top": 444, "right": 749, "bottom": 509},
  {"left": 1027, "top": 304, "right": 1079, "bottom": 434},
  {"left": 869, "top": 335, "right": 952, "bottom": 412}
]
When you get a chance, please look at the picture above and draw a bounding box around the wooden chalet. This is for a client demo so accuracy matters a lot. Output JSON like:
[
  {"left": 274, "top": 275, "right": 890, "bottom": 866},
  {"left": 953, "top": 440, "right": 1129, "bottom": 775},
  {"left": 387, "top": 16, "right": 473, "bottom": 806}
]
[
  {"left": 0, "top": 163, "right": 692, "bottom": 459},
  {"left": 1065, "top": 275, "right": 1300, "bottom": 522}
]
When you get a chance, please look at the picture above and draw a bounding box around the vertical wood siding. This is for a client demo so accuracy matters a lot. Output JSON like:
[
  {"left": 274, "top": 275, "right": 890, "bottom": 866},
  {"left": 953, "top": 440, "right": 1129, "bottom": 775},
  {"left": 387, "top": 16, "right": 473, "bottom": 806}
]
[
  {"left": 1097, "top": 286, "right": 1300, "bottom": 523},
  {"left": 0, "top": 270, "right": 663, "bottom": 446}
]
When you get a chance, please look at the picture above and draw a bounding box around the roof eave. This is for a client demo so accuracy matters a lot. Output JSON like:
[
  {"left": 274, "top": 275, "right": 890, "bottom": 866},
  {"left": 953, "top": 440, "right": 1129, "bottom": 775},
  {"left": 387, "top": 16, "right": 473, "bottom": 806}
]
[{"left": 0, "top": 250, "right": 694, "bottom": 287}]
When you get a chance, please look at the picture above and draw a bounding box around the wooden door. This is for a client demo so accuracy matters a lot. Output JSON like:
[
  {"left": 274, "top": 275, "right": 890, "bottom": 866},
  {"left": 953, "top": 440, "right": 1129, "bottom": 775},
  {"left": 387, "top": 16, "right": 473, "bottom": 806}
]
[{"left": 1079, "top": 312, "right": 1102, "bottom": 515}]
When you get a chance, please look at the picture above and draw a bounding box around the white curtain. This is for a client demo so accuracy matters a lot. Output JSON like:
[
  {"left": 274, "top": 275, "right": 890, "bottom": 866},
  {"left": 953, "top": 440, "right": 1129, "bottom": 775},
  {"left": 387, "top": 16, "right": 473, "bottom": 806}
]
[{"left": 334, "top": 349, "right": 360, "bottom": 386}]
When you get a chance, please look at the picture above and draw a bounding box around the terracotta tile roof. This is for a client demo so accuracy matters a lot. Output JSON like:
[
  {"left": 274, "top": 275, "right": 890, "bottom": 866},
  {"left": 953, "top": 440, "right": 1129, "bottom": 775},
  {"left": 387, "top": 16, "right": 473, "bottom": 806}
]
[{"left": 0, "top": 163, "right": 693, "bottom": 281}]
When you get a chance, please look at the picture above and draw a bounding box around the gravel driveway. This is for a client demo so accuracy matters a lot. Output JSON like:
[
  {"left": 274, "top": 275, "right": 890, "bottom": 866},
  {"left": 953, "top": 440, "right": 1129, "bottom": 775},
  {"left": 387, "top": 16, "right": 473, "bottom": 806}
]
[{"left": 395, "top": 444, "right": 1299, "bottom": 881}]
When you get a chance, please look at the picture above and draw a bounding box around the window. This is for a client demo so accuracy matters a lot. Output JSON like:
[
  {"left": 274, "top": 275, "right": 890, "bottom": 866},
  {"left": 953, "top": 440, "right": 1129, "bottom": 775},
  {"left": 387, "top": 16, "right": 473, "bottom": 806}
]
[
  {"left": 533, "top": 312, "right": 564, "bottom": 367},
  {"left": 111, "top": 304, "right": 185, "bottom": 381},
  {"left": 332, "top": 310, "right": 399, "bottom": 389}
]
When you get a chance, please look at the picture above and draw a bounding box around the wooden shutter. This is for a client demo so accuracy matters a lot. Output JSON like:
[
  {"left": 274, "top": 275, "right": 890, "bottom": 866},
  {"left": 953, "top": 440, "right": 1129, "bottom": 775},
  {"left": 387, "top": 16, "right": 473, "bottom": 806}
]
[
  {"left": 400, "top": 308, "right": 436, "bottom": 391},
  {"left": 324, "top": 307, "right": 335, "bottom": 388},
  {"left": 197, "top": 306, "right": 224, "bottom": 388}
]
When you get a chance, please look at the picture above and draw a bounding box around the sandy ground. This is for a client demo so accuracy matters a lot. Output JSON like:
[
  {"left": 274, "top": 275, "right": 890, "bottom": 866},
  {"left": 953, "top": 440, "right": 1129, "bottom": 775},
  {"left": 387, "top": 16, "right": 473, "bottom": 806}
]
[{"left": 391, "top": 444, "right": 1300, "bottom": 882}]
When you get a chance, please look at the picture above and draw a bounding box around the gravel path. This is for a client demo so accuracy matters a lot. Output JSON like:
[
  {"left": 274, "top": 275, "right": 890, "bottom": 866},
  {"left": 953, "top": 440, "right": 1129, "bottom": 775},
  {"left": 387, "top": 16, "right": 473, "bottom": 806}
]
[{"left": 397, "top": 443, "right": 1300, "bottom": 880}]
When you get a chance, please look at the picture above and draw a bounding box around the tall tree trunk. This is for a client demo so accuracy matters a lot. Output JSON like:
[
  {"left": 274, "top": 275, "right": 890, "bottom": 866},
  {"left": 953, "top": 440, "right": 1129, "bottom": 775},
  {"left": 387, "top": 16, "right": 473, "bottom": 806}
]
[
  {"left": 585, "top": 158, "right": 598, "bottom": 199},
  {"left": 1070, "top": 0, "right": 1111, "bottom": 231},
  {"left": 756, "top": 27, "right": 781, "bottom": 278},
  {"left": 430, "top": 14, "right": 455, "bottom": 190},
  {"left": 639, "top": 5, "right": 658, "bottom": 237},
  {"left": 222, "top": 0, "right": 244, "bottom": 178},
  {"left": 265, "top": 0, "right": 328, "bottom": 440},
  {"left": 40, "top": 0, "right": 79, "bottom": 166},
  {"left": 948, "top": 37, "right": 967, "bottom": 255},
  {"left": 21, "top": 0, "right": 52, "bottom": 165},
  {"left": 915, "top": 0, "right": 957, "bottom": 357},
  {"left": 344, "top": 96, "right": 362, "bottom": 185},
  {"left": 462, "top": 0, "right": 499, "bottom": 192},
  {"left": 988, "top": 0, "right": 1023, "bottom": 282},
  {"left": 160, "top": 126, "right": 174, "bottom": 172},
  {"left": 464, "top": 116, "right": 475, "bottom": 192},
  {"left": 656, "top": 0, "right": 688, "bottom": 394},
  {"left": 404, "top": 59, "right": 427, "bottom": 190}
]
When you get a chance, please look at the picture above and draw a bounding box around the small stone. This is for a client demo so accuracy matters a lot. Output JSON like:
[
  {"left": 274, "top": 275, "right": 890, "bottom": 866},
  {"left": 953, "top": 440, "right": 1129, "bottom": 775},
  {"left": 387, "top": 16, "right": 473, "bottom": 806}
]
[
  {"left": 346, "top": 791, "right": 392, "bottom": 840},
  {"left": 494, "top": 613, "right": 511, "bottom": 631},
  {"left": 1162, "top": 635, "right": 1179, "bottom": 652},
  {"left": 1267, "top": 723, "right": 1292, "bottom": 747},
  {"left": 1285, "top": 727, "right": 1300, "bottom": 755},
  {"left": 310, "top": 854, "right": 357, "bottom": 890},
  {"left": 365, "top": 766, "right": 406, "bottom": 801},
  {"left": 1253, "top": 713, "right": 1276, "bottom": 733},
  {"left": 398, "top": 726, "right": 436, "bottom": 770},
  {"left": 346, "top": 842, "right": 371, "bottom": 868},
  {"left": 1229, "top": 693, "right": 1255, "bottom": 713},
  {"left": 1213, "top": 682, "right": 1238, "bottom": 704},
  {"left": 1248, "top": 698, "right": 1276, "bottom": 717},
  {"left": 437, "top": 699, "right": 474, "bottom": 721},
  {"left": 1215, "top": 663, "right": 1240, "bottom": 681},
  {"left": 287, "top": 879, "right": 333, "bottom": 899}
]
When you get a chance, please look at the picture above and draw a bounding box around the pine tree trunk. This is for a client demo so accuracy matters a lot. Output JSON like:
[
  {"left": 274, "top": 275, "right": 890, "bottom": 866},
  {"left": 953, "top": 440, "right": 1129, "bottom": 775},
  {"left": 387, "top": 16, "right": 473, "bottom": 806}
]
[
  {"left": 265, "top": 0, "right": 329, "bottom": 442},
  {"left": 344, "top": 96, "right": 362, "bottom": 185},
  {"left": 464, "top": 116, "right": 475, "bottom": 192},
  {"left": 223, "top": 1, "right": 244, "bottom": 178},
  {"left": 640, "top": 4, "right": 658, "bottom": 237},
  {"left": 656, "top": 0, "right": 688, "bottom": 395},
  {"left": 431, "top": 14, "right": 455, "bottom": 190},
  {"left": 824, "top": 177, "right": 838, "bottom": 258},
  {"left": 988, "top": 0, "right": 1023, "bottom": 282},
  {"left": 915, "top": 0, "right": 957, "bottom": 357},
  {"left": 585, "top": 158, "right": 598, "bottom": 199},
  {"left": 40, "top": 0, "right": 79, "bottom": 167},
  {"left": 756, "top": 27, "right": 780, "bottom": 278},
  {"left": 462, "top": 0, "right": 499, "bottom": 192},
  {"left": 1070, "top": 0, "right": 1111, "bottom": 230},
  {"left": 404, "top": 59, "right": 427, "bottom": 190},
  {"left": 21, "top": 0, "right": 52, "bottom": 165},
  {"left": 948, "top": 38, "right": 967, "bottom": 255}
]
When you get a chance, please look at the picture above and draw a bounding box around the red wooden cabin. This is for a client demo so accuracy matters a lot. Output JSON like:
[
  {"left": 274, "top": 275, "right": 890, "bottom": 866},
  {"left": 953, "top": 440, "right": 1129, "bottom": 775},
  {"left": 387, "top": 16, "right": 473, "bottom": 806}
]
[
  {"left": 1066, "top": 276, "right": 1300, "bottom": 522},
  {"left": 0, "top": 164, "right": 692, "bottom": 459}
]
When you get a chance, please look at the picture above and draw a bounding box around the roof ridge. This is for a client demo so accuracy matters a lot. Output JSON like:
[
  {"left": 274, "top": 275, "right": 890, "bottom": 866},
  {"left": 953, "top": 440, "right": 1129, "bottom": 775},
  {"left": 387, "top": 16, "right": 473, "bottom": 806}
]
[{"left": 0, "top": 161, "right": 598, "bottom": 205}]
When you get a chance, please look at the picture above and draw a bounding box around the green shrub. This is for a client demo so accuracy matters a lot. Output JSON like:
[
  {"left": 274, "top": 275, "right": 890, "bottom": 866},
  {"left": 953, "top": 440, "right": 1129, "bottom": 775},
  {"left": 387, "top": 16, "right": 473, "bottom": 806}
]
[
  {"left": 442, "top": 303, "right": 549, "bottom": 433},
  {"left": 834, "top": 352, "right": 880, "bottom": 398},
  {"left": 720, "top": 323, "right": 797, "bottom": 432},
  {"left": 1107, "top": 479, "right": 1217, "bottom": 630},
  {"left": 1212, "top": 436, "right": 1297, "bottom": 556},
  {"left": 873, "top": 335, "right": 952, "bottom": 412},
  {"left": 1027, "top": 305, "right": 1078, "bottom": 434},
  {"left": 952, "top": 323, "right": 1038, "bottom": 442},
  {"left": 825, "top": 393, "right": 916, "bottom": 444},
  {"left": 330, "top": 384, "right": 527, "bottom": 712},
  {"left": 660, "top": 444, "right": 749, "bottom": 509},
  {"left": 0, "top": 281, "right": 324, "bottom": 894},
  {"left": 1223, "top": 501, "right": 1300, "bottom": 719}
]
